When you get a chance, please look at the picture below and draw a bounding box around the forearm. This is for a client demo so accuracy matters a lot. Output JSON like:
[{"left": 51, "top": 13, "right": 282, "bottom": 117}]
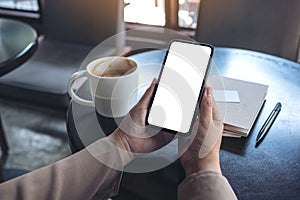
[
  {"left": 180, "top": 148, "right": 237, "bottom": 199},
  {"left": 0, "top": 138, "right": 123, "bottom": 200},
  {"left": 178, "top": 171, "right": 237, "bottom": 200}
]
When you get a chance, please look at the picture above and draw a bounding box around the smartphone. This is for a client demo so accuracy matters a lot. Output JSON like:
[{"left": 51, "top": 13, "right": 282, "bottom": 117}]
[{"left": 146, "top": 40, "right": 214, "bottom": 135}]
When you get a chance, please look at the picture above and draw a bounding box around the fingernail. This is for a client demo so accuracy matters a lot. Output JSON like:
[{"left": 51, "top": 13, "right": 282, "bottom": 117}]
[
  {"left": 152, "top": 78, "right": 157, "bottom": 84},
  {"left": 207, "top": 87, "right": 212, "bottom": 96}
]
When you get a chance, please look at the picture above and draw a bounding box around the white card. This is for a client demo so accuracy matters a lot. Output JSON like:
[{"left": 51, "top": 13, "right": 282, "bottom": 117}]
[{"left": 213, "top": 90, "right": 240, "bottom": 103}]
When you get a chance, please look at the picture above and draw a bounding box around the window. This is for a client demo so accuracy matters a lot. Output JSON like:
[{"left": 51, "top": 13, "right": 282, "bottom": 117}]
[
  {"left": 124, "top": 0, "right": 165, "bottom": 26},
  {"left": 124, "top": 0, "right": 200, "bottom": 29},
  {"left": 178, "top": 0, "right": 200, "bottom": 29},
  {"left": 0, "top": 0, "right": 41, "bottom": 19}
]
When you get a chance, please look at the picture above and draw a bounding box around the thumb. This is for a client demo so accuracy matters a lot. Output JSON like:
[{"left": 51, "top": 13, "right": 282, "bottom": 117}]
[{"left": 138, "top": 78, "right": 157, "bottom": 109}]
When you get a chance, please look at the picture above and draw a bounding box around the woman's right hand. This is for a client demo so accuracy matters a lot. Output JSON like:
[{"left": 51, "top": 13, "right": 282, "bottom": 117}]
[{"left": 179, "top": 87, "right": 224, "bottom": 177}]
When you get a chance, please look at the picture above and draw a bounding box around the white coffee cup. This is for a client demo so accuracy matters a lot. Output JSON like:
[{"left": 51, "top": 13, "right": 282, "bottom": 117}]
[{"left": 68, "top": 57, "right": 139, "bottom": 117}]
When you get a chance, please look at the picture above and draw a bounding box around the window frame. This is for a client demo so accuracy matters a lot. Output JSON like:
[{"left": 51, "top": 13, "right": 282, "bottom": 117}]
[
  {"left": 0, "top": 0, "right": 42, "bottom": 20},
  {"left": 124, "top": 0, "right": 196, "bottom": 36}
]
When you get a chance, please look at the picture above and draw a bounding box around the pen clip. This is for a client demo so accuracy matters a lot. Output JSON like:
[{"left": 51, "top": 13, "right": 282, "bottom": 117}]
[{"left": 274, "top": 102, "right": 282, "bottom": 111}]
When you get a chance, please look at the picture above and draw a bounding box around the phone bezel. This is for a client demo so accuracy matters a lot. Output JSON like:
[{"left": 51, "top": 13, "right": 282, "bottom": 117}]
[{"left": 145, "top": 40, "right": 214, "bottom": 135}]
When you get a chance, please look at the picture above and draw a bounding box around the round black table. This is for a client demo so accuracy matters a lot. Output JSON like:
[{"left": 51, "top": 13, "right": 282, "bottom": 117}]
[
  {"left": 0, "top": 18, "right": 38, "bottom": 76},
  {"left": 67, "top": 48, "right": 300, "bottom": 200},
  {"left": 0, "top": 18, "right": 37, "bottom": 182}
]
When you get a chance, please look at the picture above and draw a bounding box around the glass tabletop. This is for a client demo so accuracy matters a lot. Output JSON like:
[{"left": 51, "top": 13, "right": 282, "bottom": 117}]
[{"left": 0, "top": 18, "right": 37, "bottom": 76}]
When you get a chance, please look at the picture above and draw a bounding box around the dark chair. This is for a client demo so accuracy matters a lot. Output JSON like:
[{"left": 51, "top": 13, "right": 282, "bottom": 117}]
[
  {"left": 0, "top": 115, "right": 28, "bottom": 183},
  {"left": 195, "top": 0, "right": 300, "bottom": 62},
  {"left": 0, "top": 0, "right": 125, "bottom": 109}
]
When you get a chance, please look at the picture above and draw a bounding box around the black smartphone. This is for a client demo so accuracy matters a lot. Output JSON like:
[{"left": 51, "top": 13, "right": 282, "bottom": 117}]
[{"left": 146, "top": 40, "right": 214, "bottom": 135}]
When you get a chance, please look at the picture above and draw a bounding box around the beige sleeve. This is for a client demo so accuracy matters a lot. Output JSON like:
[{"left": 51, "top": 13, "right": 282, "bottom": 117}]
[
  {"left": 0, "top": 139, "right": 124, "bottom": 200},
  {"left": 178, "top": 171, "right": 237, "bottom": 200}
]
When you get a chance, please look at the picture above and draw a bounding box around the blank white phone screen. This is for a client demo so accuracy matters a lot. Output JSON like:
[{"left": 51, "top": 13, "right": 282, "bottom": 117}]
[{"left": 148, "top": 41, "right": 212, "bottom": 133}]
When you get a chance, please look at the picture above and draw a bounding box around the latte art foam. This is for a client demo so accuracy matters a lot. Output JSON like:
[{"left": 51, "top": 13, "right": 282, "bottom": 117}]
[{"left": 91, "top": 57, "right": 137, "bottom": 77}]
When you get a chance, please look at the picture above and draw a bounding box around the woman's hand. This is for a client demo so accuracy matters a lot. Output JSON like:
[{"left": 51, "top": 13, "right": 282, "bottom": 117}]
[
  {"left": 108, "top": 79, "right": 174, "bottom": 163},
  {"left": 179, "top": 87, "right": 223, "bottom": 177}
]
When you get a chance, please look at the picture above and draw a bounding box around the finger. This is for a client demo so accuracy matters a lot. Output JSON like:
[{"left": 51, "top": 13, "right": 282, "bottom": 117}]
[
  {"left": 206, "top": 86, "right": 212, "bottom": 97},
  {"left": 162, "top": 131, "right": 176, "bottom": 142},
  {"left": 151, "top": 131, "right": 176, "bottom": 151},
  {"left": 138, "top": 78, "right": 157, "bottom": 109},
  {"left": 154, "top": 131, "right": 175, "bottom": 146},
  {"left": 199, "top": 87, "right": 213, "bottom": 126},
  {"left": 211, "top": 97, "right": 223, "bottom": 143},
  {"left": 212, "top": 97, "right": 222, "bottom": 122}
]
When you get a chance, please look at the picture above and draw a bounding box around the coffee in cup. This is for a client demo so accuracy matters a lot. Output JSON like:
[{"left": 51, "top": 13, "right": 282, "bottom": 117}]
[
  {"left": 91, "top": 57, "right": 137, "bottom": 77},
  {"left": 68, "top": 57, "right": 139, "bottom": 117}
]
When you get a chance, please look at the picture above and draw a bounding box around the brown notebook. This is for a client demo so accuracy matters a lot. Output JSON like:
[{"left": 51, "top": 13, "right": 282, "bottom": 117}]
[{"left": 209, "top": 76, "right": 268, "bottom": 137}]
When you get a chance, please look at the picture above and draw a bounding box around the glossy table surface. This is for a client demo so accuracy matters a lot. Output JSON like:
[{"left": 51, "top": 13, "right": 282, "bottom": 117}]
[
  {"left": 67, "top": 48, "right": 300, "bottom": 200},
  {"left": 0, "top": 18, "right": 37, "bottom": 76}
]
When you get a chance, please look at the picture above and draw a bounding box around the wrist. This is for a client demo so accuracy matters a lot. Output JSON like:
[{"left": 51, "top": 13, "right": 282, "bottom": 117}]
[
  {"left": 108, "top": 128, "right": 135, "bottom": 166},
  {"left": 182, "top": 154, "right": 221, "bottom": 177}
]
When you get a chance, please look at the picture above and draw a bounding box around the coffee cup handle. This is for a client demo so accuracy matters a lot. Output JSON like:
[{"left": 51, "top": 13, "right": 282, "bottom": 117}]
[{"left": 68, "top": 70, "right": 95, "bottom": 107}]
